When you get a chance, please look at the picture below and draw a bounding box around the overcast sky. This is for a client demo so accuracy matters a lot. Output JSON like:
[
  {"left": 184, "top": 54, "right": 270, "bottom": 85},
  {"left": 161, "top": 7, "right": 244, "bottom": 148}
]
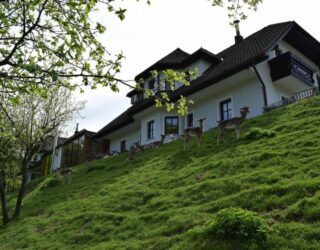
[{"left": 70, "top": 0, "right": 320, "bottom": 136}]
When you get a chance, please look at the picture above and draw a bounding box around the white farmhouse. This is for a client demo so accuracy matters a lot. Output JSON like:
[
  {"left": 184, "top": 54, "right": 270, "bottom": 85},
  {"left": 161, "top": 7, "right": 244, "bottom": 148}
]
[{"left": 95, "top": 21, "right": 320, "bottom": 153}]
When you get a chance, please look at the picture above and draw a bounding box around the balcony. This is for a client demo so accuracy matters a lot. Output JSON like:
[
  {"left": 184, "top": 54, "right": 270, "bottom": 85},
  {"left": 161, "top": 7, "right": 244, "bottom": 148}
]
[{"left": 268, "top": 52, "right": 316, "bottom": 92}]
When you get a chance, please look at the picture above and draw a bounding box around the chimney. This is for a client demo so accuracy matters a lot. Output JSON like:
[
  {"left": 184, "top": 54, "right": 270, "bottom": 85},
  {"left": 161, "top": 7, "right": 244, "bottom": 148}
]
[
  {"left": 75, "top": 123, "right": 79, "bottom": 134},
  {"left": 234, "top": 20, "right": 243, "bottom": 44}
]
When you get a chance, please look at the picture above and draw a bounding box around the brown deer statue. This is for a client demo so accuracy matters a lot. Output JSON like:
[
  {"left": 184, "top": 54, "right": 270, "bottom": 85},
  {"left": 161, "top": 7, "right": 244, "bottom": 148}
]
[
  {"left": 184, "top": 118, "right": 206, "bottom": 150},
  {"left": 58, "top": 168, "right": 73, "bottom": 184},
  {"left": 126, "top": 142, "right": 145, "bottom": 163},
  {"left": 129, "top": 142, "right": 144, "bottom": 154},
  {"left": 143, "top": 135, "right": 166, "bottom": 150},
  {"left": 150, "top": 134, "right": 166, "bottom": 148},
  {"left": 216, "top": 106, "right": 250, "bottom": 146}
]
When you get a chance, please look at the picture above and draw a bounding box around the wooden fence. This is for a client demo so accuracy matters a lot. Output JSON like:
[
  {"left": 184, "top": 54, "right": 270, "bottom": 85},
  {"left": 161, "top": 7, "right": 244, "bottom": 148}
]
[{"left": 264, "top": 87, "right": 319, "bottom": 112}]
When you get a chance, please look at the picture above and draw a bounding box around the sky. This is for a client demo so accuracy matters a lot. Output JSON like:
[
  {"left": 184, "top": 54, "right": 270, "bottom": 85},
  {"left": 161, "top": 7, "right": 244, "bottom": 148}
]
[{"left": 70, "top": 0, "right": 320, "bottom": 136}]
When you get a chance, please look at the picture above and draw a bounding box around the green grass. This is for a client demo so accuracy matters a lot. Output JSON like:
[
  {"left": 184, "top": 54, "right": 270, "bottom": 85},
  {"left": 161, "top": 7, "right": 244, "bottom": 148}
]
[{"left": 1, "top": 97, "right": 320, "bottom": 249}]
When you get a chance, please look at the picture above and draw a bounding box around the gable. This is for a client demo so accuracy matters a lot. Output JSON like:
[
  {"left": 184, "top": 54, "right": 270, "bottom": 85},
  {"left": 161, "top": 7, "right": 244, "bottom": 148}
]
[{"left": 282, "top": 23, "right": 320, "bottom": 68}]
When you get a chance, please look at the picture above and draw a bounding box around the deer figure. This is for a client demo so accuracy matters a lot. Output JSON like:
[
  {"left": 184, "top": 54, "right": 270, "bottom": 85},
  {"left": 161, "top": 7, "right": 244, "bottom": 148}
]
[
  {"left": 58, "top": 168, "right": 73, "bottom": 184},
  {"left": 126, "top": 142, "right": 144, "bottom": 163},
  {"left": 129, "top": 142, "right": 144, "bottom": 154},
  {"left": 216, "top": 106, "right": 250, "bottom": 146},
  {"left": 184, "top": 118, "right": 206, "bottom": 150},
  {"left": 143, "top": 135, "right": 165, "bottom": 150},
  {"left": 150, "top": 134, "right": 165, "bottom": 148}
]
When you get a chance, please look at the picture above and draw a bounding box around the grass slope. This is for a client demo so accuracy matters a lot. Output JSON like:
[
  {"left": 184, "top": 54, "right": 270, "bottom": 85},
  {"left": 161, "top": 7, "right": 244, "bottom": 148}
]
[{"left": 1, "top": 97, "right": 320, "bottom": 249}]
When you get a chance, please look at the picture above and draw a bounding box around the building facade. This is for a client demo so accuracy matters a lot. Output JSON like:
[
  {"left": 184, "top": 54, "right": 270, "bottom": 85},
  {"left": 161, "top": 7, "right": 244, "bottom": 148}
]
[
  {"left": 52, "top": 129, "right": 102, "bottom": 171},
  {"left": 93, "top": 21, "right": 320, "bottom": 153}
]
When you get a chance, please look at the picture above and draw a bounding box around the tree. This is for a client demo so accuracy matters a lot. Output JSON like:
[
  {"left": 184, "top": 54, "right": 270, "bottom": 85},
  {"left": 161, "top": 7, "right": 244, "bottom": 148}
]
[
  {"left": 0, "top": 0, "right": 264, "bottom": 224},
  {"left": 0, "top": 87, "right": 84, "bottom": 224},
  {"left": 209, "top": 0, "right": 263, "bottom": 21},
  {"left": 0, "top": 0, "right": 263, "bottom": 101},
  {"left": 0, "top": 0, "right": 131, "bottom": 98}
]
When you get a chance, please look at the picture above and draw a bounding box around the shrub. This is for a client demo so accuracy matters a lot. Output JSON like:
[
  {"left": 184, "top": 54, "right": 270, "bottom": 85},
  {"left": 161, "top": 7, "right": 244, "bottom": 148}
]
[
  {"left": 211, "top": 208, "right": 270, "bottom": 249},
  {"left": 85, "top": 163, "right": 105, "bottom": 173},
  {"left": 244, "top": 127, "right": 276, "bottom": 140},
  {"left": 37, "top": 176, "right": 62, "bottom": 191}
]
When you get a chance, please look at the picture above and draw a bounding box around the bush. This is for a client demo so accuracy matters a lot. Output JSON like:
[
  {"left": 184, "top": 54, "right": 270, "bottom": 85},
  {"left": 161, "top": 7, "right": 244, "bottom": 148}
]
[
  {"left": 37, "top": 176, "right": 61, "bottom": 191},
  {"left": 244, "top": 127, "right": 276, "bottom": 140},
  {"left": 211, "top": 208, "right": 270, "bottom": 249},
  {"left": 85, "top": 163, "right": 105, "bottom": 173}
]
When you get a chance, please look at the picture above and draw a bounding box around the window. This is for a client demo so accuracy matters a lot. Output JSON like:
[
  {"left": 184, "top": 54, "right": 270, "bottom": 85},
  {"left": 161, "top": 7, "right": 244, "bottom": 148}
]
[
  {"left": 149, "top": 79, "right": 155, "bottom": 91},
  {"left": 137, "top": 92, "right": 143, "bottom": 101},
  {"left": 165, "top": 117, "right": 179, "bottom": 135},
  {"left": 120, "top": 140, "right": 126, "bottom": 153},
  {"left": 131, "top": 95, "right": 136, "bottom": 104},
  {"left": 220, "top": 98, "right": 233, "bottom": 121},
  {"left": 185, "top": 71, "right": 191, "bottom": 82},
  {"left": 165, "top": 80, "right": 170, "bottom": 90},
  {"left": 275, "top": 46, "right": 283, "bottom": 57},
  {"left": 187, "top": 113, "right": 193, "bottom": 127},
  {"left": 147, "top": 120, "right": 155, "bottom": 139}
]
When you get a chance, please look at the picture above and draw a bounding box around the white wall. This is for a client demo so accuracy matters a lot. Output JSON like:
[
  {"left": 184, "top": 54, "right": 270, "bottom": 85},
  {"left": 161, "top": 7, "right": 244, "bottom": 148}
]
[
  {"left": 139, "top": 108, "right": 162, "bottom": 145},
  {"left": 52, "top": 147, "right": 62, "bottom": 171},
  {"left": 106, "top": 70, "right": 266, "bottom": 151},
  {"left": 134, "top": 107, "right": 184, "bottom": 145},
  {"left": 186, "top": 73, "right": 264, "bottom": 132},
  {"left": 254, "top": 56, "right": 296, "bottom": 105},
  {"left": 107, "top": 126, "right": 141, "bottom": 152},
  {"left": 176, "top": 59, "right": 212, "bottom": 89}
]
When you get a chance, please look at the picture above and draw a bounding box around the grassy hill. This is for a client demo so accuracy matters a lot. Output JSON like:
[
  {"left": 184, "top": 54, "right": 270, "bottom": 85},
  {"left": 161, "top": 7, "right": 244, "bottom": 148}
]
[{"left": 1, "top": 97, "right": 320, "bottom": 249}]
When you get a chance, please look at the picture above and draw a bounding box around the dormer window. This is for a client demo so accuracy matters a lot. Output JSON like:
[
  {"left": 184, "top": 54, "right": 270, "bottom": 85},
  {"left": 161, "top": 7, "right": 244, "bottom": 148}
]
[
  {"left": 149, "top": 79, "right": 155, "bottom": 91},
  {"left": 164, "top": 80, "right": 174, "bottom": 91},
  {"left": 131, "top": 95, "right": 137, "bottom": 104},
  {"left": 275, "top": 46, "right": 283, "bottom": 57},
  {"left": 130, "top": 92, "right": 144, "bottom": 104},
  {"left": 185, "top": 71, "right": 191, "bottom": 82},
  {"left": 137, "top": 92, "right": 143, "bottom": 101}
]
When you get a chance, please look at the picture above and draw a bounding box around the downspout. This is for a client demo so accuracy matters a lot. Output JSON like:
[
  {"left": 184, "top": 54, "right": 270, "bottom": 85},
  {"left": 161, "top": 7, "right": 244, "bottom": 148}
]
[{"left": 252, "top": 64, "right": 268, "bottom": 107}]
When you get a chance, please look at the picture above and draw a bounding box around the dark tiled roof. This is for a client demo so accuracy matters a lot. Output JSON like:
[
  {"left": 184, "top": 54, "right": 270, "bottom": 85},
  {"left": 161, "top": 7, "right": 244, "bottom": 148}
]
[
  {"left": 156, "top": 48, "right": 190, "bottom": 65},
  {"left": 96, "top": 21, "right": 320, "bottom": 138},
  {"left": 134, "top": 48, "right": 190, "bottom": 81},
  {"left": 57, "top": 129, "right": 96, "bottom": 147},
  {"left": 128, "top": 47, "right": 222, "bottom": 97},
  {"left": 173, "top": 21, "right": 294, "bottom": 96},
  {"left": 96, "top": 111, "right": 134, "bottom": 136}
]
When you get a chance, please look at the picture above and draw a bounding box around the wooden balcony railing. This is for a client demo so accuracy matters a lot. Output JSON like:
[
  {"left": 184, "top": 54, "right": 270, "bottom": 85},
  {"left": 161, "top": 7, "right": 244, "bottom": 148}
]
[
  {"left": 264, "top": 87, "right": 319, "bottom": 112},
  {"left": 268, "top": 52, "right": 316, "bottom": 87}
]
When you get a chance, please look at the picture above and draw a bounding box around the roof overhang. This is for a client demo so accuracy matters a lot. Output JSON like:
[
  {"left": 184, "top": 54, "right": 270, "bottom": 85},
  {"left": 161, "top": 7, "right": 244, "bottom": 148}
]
[{"left": 283, "top": 22, "right": 320, "bottom": 68}]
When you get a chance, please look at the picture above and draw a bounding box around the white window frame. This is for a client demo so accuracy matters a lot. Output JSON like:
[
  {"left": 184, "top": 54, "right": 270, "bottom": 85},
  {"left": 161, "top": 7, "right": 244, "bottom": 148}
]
[
  {"left": 120, "top": 139, "right": 127, "bottom": 153},
  {"left": 186, "top": 111, "right": 194, "bottom": 128},
  {"left": 146, "top": 120, "right": 155, "bottom": 140},
  {"left": 217, "top": 96, "right": 234, "bottom": 121},
  {"left": 164, "top": 115, "right": 180, "bottom": 135}
]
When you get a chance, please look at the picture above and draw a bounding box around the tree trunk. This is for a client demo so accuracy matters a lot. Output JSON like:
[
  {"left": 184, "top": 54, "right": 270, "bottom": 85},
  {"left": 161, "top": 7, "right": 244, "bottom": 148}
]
[
  {"left": 12, "top": 160, "right": 28, "bottom": 219},
  {"left": 0, "top": 185, "right": 9, "bottom": 225}
]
